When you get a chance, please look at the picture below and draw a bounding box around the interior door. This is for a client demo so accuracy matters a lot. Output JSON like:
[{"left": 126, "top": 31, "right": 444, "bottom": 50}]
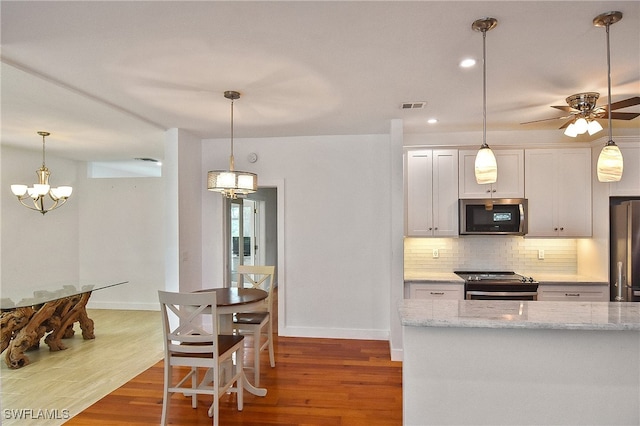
[{"left": 229, "top": 198, "right": 258, "bottom": 286}]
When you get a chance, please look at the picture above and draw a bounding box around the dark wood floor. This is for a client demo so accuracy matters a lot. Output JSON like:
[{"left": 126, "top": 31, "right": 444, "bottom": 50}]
[{"left": 65, "top": 336, "right": 402, "bottom": 425}]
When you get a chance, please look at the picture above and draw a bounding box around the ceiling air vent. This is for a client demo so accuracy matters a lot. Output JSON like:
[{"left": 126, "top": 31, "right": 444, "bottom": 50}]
[{"left": 401, "top": 101, "right": 426, "bottom": 110}]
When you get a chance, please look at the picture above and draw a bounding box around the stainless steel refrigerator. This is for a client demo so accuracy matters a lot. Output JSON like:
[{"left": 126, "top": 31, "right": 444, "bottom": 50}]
[{"left": 610, "top": 200, "right": 640, "bottom": 302}]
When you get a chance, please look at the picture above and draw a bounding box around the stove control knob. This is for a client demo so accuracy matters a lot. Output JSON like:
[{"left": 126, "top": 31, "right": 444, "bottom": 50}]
[{"left": 529, "top": 277, "right": 535, "bottom": 283}]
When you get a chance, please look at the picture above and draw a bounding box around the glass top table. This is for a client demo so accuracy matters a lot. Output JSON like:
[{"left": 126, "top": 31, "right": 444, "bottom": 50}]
[
  {"left": 1, "top": 280, "right": 128, "bottom": 368},
  {"left": 1, "top": 280, "right": 128, "bottom": 310}
]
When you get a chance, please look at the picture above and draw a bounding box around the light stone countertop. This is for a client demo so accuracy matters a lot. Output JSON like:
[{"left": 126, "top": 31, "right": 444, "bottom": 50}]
[
  {"left": 404, "top": 272, "right": 608, "bottom": 285},
  {"left": 403, "top": 272, "right": 463, "bottom": 283},
  {"left": 399, "top": 299, "right": 640, "bottom": 331}
]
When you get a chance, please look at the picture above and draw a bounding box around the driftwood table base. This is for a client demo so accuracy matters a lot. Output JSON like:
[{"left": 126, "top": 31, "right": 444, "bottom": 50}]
[{"left": 0, "top": 292, "right": 95, "bottom": 369}]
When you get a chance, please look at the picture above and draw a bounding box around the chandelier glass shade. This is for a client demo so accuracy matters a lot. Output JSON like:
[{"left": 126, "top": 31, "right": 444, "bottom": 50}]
[
  {"left": 207, "top": 91, "right": 258, "bottom": 199},
  {"left": 594, "top": 11, "right": 624, "bottom": 182},
  {"left": 472, "top": 17, "right": 498, "bottom": 185},
  {"left": 10, "top": 131, "right": 73, "bottom": 215}
]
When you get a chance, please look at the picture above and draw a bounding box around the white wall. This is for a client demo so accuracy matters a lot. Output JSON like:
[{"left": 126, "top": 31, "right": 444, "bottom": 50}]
[
  {"left": 202, "top": 134, "right": 393, "bottom": 340},
  {"left": 1, "top": 146, "right": 80, "bottom": 300},
  {"left": 78, "top": 175, "right": 165, "bottom": 309},
  {"left": 1, "top": 143, "right": 166, "bottom": 310}
]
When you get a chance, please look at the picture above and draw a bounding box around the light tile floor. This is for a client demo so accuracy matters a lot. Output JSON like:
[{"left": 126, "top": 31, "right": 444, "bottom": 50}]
[{"left": 0, "top": 309, "right": 163, "bottom": 426}]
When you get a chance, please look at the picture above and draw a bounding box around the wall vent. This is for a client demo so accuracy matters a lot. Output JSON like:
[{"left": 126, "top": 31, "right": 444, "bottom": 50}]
[{"left": 401, "top": 101, "right": 426, "bottom": 109}]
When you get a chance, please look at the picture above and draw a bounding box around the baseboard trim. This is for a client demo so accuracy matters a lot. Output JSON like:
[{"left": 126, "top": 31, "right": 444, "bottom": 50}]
[{"left": 280, "top": 325, "right": 389, "bottom": 341}]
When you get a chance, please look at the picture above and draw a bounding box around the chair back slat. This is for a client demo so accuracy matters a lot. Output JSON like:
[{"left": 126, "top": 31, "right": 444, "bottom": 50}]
[
  {"left": 158, "top": 290, "right": 219, "bottom": 356},
  {"left": 235, "top": 265, "right": 276, "bottom": 313}
]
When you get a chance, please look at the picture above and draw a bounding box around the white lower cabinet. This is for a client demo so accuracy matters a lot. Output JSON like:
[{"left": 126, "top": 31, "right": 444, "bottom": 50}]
[
  {"left": 537, "top": 284, "right": 609, "bottom": 302},
  {"left": 407, "top": 282, "right": 464, "bottom": 300}
]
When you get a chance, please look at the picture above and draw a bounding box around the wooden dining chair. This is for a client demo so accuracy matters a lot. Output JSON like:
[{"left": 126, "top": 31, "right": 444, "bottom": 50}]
[
  {"left": 158, "top": 290, "right": 244, "bottom": 426},
  {"left": 232, "top": 265, "right": 276, "bottom": 386}
]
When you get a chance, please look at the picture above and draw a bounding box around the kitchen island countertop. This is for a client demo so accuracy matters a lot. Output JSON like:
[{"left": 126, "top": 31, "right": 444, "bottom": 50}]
[
  {"left": 399, "top": 299, "right": 640, "bottom": 331},
  {"left": 401, "top": 299, "right": 640, "bottom": 425}
]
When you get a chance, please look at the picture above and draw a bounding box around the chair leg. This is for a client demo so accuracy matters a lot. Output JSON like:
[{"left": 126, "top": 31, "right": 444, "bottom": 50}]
[
  {"left": 237, "top": 344, "right": 244, "bottom": 411},
  {"left": 161, "top": 361, "right": 171, "bottom": 425},
  {"left": 267, "top": 319, "right": 276, "bottom": 368},
  {"left": 253, "top": 327, "right": 261, "bottom": 386},
  {"left": 191, "top": 367, "right": 198, "bottom": 408}
]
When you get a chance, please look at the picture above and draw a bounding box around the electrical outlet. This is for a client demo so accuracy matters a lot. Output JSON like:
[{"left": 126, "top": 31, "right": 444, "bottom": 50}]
[
  {"left": 538, "top": 249, "right": 545, "bottom": 260},
  {"left": 433, "top": 249, "right": 439, "bottom": 259}
]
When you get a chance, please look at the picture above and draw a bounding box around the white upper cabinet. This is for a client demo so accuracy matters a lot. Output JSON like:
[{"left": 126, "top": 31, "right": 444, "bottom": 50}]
[
  {"left": 458, "top": 149, "right": 524, "bottom": 199},
  {"left": 525, "top": 148, "right": 592, "bottom": 237},
  {"left": 405, "top": 149, "right": 458, "bottom": 237},
  {"left": 608, "top": 143, "right": 640, "bottom": 196}
]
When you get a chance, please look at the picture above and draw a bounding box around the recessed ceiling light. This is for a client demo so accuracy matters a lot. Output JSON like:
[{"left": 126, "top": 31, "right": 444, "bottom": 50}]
[
  {"left": 427, "top": 118, "right": 438, "bottom": 124},
  {"left": 459, "top": 58, "right": 476, "bottom": 68}
]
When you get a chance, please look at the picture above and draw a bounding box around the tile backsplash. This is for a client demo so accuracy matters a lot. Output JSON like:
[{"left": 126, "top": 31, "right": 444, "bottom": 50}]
[{"left": 404, "top": 237, "right": 577, "bottom": 276}]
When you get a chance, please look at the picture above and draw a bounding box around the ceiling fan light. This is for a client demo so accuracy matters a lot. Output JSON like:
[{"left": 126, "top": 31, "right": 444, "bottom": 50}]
[
  {"left": 475, "top": 146, "right": 497, "bottom": 184},
  {"left": 597, "top": 141, "right": 623, "bottom": 182},
  {"left": 587, "top": 120, "right": 603, "bottom": 135},
  {"left": 574, "top": 117, "right": 589, "bottom": 134},
  {"left": 564, "top": 123, "right": 578, "bottom": 137}
]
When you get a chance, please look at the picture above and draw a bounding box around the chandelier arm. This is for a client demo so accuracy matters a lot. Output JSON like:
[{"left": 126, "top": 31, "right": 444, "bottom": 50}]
[{"left": 16, "top": 196, "right": 44, "bottom": 213}]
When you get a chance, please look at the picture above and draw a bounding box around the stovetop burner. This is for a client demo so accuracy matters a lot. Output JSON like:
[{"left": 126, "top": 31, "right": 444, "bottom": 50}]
[{"left": 454, "top": 271, "right": 538, "bottom": 284}]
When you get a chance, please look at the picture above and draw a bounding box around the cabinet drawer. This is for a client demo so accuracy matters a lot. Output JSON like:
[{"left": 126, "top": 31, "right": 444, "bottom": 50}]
[
  {"left": 537, "top": 285, "right": 608, "bottom": 302},
  {"left": 409, "top": 283, "right": 463, "bottom": 300}
]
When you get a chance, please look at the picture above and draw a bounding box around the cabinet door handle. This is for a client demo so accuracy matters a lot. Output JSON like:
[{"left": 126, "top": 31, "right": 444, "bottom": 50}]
[
  {"left": 560, "top": 227, "right": 564, "bottom": 231},
  {"left": 554, "top": 227, "right": 558, "bottom": 231},
  {"left": 430, "top": 292, "right": 445, "bottom": 295},
  {"left": 491, "top": 189, "right": 496, "bottom": 193},
  {"left": 486, "top": 189, "right": 491, "bottom": 193},
  {"left": 428, "top": 227, "right": 433, "bottom": 230},
  {"left": 434, "top": 227, "right": 438, "bottom": 230},
  {"left": 565, "top": 293, "right": 580, "bottom": 297}
]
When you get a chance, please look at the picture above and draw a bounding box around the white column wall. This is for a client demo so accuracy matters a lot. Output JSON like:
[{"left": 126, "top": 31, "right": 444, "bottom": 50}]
[{"left": 202, "top": 134, "right": 393, "bottom": 340}]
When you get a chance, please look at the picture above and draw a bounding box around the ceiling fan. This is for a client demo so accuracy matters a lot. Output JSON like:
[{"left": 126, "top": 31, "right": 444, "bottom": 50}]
[{"left": 522, "top": 92, "right": 640, "bottom": 134}]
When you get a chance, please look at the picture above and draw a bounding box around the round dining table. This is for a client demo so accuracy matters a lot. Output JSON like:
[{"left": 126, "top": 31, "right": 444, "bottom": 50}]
[{"left": 196, "top": 287, "right": 268, "bottom": 397}]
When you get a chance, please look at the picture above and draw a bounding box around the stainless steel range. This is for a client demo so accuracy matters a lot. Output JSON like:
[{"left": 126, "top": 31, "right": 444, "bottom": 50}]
[{"left": 454, "top": 271, "right": 539, "bottom": 300}]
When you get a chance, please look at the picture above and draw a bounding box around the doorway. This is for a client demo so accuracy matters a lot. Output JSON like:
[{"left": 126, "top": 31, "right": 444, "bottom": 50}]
[{"left": 227, "top": 188, "right": 278, "bottom": 287}]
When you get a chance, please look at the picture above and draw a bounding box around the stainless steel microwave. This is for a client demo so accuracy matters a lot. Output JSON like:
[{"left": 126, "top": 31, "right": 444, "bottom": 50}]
[{"left": 459, "top": 198, "right": 528, "bottom": 235}]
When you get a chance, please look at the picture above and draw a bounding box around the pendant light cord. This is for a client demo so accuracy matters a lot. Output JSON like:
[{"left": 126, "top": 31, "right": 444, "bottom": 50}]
[
  {"left": 482, "top": 29, "right": 487, "bottom": 148},
  {"left": 606, "top": 22, "right": 613, "bottom": 143},
  {"left": 229, "top": 97, "right": 235, "bottom": 171}
]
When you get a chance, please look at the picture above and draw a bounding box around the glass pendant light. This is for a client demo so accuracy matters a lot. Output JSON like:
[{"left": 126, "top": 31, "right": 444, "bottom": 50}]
[
  {"left": 472, "top": 17, "right": 498, "bottom": 185},
  {"left": 594, "top": 11, "right": 624, "bottom": 182}
]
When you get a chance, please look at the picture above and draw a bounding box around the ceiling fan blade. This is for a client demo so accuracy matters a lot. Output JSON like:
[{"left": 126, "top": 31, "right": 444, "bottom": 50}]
[
  {"left": 551, "top": 105, "right": 575, "bottom": 112},
  {"left": 520, "top": 114, "right": 573, "bottom": 125},
  {"left": 609, "top": 112, "right": 640, "bottom": 120},
  {"left": 608, "top": 96, "right": 640, "bottom": 111},
  {"left": 559, "top": 119, "right": 574, "bottom": 130}
]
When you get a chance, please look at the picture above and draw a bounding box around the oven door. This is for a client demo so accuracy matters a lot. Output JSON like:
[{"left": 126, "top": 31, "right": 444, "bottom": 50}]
[
  {"left": 465, "top": 282, "right": 538, "bottom": 301},
  {"left": 466, "top": 291, "right": 537, "bottom": 301}
]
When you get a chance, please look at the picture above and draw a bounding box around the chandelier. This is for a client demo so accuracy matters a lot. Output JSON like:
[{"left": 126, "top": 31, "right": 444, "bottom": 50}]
[
  {"left": 472, "top": 17, "right": 498, "bottom": 185},
  {"left": 207, "top": 91, "right": 258, "bottom": 199},
  {"left": 10, "top": 131, "right": 73, "bottom": 215},
  {"left": 594, "top": 11, "right": 624, "bottom": 182}
]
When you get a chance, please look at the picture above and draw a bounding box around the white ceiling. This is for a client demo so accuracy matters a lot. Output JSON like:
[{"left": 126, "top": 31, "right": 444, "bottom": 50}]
[{"left": 1, "top": 1, "right": 639, "bottom": 162}]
